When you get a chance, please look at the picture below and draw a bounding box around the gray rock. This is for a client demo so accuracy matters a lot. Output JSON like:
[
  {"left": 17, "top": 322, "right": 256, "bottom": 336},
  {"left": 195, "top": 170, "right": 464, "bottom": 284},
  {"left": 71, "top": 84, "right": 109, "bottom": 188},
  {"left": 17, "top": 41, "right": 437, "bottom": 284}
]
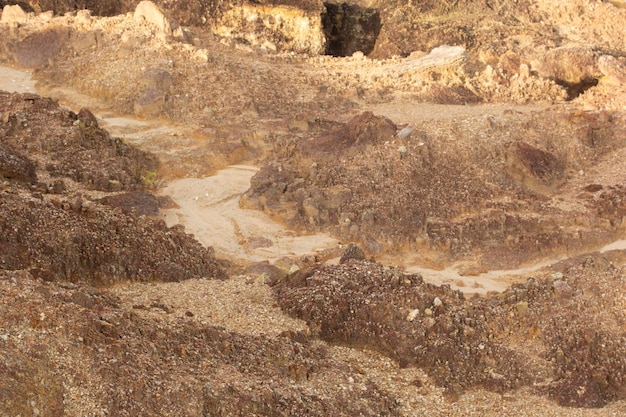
[{"left": 339, "top": 243, "right": 366, "bottom": 264}]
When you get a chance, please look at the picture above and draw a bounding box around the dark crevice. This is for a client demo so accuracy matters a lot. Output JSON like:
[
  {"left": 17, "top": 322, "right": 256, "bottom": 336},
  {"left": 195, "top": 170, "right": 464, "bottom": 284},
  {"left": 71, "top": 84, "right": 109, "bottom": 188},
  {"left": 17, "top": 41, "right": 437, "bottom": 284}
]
[
  {"left": 322, "top": 2, "right": 381, "bottom": 57},
  {"left": 556, "top": 78, "right": 599, "bottom": 101}
]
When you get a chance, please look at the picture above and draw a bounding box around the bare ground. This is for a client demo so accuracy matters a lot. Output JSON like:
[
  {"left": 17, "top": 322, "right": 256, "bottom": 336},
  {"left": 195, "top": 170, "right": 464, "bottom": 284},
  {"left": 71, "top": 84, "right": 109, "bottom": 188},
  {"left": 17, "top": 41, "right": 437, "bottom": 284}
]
[{"left": 1, "top": 0, "right": 626, "bottom": 415}]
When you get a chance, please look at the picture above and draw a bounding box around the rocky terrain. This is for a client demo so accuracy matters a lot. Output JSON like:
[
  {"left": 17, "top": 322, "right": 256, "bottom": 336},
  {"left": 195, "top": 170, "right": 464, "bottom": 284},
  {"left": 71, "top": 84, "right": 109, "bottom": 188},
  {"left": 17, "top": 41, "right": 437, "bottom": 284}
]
[{"left": 1, "top": 0, "right": 626, "bottom": 415}]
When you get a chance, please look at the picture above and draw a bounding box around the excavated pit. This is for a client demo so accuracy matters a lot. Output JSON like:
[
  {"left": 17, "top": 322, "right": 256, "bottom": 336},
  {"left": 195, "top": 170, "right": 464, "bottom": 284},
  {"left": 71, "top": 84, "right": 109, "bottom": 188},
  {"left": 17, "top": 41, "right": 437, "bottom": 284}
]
[
  {"left": 321, "top": 2, "right": 381, "bottom": 56},
  {"left": 557, "top": 77, "right": 600, "bottom": 100}
]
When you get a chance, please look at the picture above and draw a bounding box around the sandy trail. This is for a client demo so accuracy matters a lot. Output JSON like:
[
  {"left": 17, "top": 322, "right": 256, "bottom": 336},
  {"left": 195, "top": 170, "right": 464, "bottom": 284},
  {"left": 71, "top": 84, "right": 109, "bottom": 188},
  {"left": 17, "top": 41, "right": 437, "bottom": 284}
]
[
  {"left": 0, "top": 66, "right": 37, "bottom": 93},
  {"left": 160, "top": 165, "right": 338, "bottom": 263}
]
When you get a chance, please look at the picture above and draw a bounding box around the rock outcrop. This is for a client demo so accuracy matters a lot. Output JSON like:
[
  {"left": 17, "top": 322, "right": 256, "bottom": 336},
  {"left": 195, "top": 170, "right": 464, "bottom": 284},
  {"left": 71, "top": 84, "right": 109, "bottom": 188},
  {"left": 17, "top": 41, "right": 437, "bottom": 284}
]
[{"left": 211, "top": 0, "right": 326, "bottom": 54}]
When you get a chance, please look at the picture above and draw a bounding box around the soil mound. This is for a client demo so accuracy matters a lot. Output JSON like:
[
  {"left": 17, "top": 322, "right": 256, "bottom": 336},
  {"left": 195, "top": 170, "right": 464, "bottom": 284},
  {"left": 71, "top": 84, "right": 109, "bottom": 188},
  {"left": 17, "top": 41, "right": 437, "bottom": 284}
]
[
  {"left": 0, "top": 92, "right": 224, "bottom": 285},
  {"left": 0, "top": 269, "right": 400, "bottom": 416},
  {"left": 0, "top": 92, "right": 158, "bottom": 191},
  {"left": 273, "top": 254, "right": 626, "bottom": 407},
  {"left": 244, "top": 109, "right": 626, "bottom": 268}
]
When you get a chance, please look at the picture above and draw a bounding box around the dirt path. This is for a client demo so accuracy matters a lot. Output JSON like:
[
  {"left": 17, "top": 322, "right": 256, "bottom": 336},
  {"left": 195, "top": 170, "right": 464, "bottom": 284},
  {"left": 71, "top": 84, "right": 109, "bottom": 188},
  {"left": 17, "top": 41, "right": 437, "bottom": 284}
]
[
  {"left": 0, "top": 66, "right": 37, "bottom": 93},
  {"left": 160, "top": 165, "right": 338, "bottom": 263}
]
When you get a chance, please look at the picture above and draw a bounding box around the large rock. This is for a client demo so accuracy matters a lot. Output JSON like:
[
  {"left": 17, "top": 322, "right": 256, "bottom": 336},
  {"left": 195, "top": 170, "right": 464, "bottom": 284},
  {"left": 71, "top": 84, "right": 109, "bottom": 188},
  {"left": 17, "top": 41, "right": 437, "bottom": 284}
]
[
  {"left": 0, "top": 141, "right": 37, "bottom": 184},
  {"left": 14, "top": 27, "right": 66, "bottom": 67},
  {"left": 134, "top": 0, "right": 176, "bottom": 35},
  {"left": 537, "top": 45, "right": 600, "bottom": 85},
  {"left": 300, "top": 111, "right": 397, "bottom": 155},
  {"left": 133, "top": 67, "right": 172, "bottom": 118},
  {"left": 134, "top": 87, "right": 166, "bottom": 118},
  {"left": 0, "top": 4, "right": 28, "bottom": 24}
]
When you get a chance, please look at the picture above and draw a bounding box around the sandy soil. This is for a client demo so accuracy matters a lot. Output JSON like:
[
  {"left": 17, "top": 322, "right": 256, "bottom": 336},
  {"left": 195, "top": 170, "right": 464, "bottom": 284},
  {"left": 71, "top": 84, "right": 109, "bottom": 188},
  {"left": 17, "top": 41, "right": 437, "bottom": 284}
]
[
  {"left": 0, "top": 66, "right": 36, "bottom": 93},
  {"left": 2, "top": 2, "right": 626, "bottom": 409},
  {"left": 160, "top": 165, "right": 339, "bottom": 263}
]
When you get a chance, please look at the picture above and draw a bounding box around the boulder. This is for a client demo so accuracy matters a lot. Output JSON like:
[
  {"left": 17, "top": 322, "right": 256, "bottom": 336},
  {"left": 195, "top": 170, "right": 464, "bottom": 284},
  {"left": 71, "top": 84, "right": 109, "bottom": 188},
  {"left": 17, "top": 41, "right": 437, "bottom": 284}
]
[
  {"left": 537, "top": 45, "right": 600, "bottom": 85},
  {"left": 100, "top": 191, "right": 159, "bottom": 217},
  {"left": 339, "top": 243, "right": 366, "bottom": 264},
  {"left": 14, "top": 28, "right": 66, "bottom": 68},
  {"left": 0, "top": 141, "right": 37, "bottom": 184},
  {"left": 0, "top": 4, "right": 28, "bottom": 24},
  {"left": 134, "top": 87, "right": 165, "bottom": 119},
  {"left": 134, "top": 0, "right": 175, "bottom": 36}
]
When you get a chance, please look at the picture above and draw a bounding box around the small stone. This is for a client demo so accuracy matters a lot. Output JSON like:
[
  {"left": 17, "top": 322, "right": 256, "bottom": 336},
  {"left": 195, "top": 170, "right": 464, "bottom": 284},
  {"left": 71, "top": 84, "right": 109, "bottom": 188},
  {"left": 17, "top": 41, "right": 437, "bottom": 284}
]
[
  {"left": 424, "top": 308, "right": 433, "bottom": 316},
  {"left": 423, "top": 317, "right": 436, "bottom": 328},
  {"left": 552, "top": 272, "right": 564, "bottom": 280},
  {"left": 406, "top": 309, "right": 419, "bottom": 322},
  {"left": 352, "top": 51, "right": 365, "bottom": 60},
  {"left": 339, "top": 243, "right": 366, "bottom": 264},
  {"left": 516, "top": 301, "right": 529, "bottom": 315},
  {"left": 433, "top": 297, "right": 442, "bottom": 308},
  {"left": 397, "top": 126, "right": 414, "bottom": 139},
  {"left": 554, "top": 280, "right": 574, "bottom": 300}
]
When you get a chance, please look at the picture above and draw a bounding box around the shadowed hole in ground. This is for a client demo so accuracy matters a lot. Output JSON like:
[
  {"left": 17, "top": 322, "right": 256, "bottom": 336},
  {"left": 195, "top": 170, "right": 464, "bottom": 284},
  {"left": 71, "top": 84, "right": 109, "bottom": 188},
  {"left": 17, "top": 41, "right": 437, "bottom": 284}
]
[
  {"left": 322, "top": 2, "right": 381, "bottom": 57},
  {"left": 556, "top": 77, "right": 600, "bottom": 100}
]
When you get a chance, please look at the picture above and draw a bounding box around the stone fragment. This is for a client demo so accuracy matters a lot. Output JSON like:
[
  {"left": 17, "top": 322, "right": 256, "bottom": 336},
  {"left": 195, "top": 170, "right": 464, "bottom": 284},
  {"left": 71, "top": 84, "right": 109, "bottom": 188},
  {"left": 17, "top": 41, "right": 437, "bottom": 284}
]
[
  {"left": 1, "top": 4, "right": 28, "bottom": 25},
  {"left": 339, "top": 243, "right": 366, "bottom": 264},
  {"left": 396, "top": 126, "right": 413, "bottom": 139},
  {"left": 598, "top": 55, "right": 626, "bottom": 84},
  {"left": 538, "top": 45, "right": 599, "bottom": 84},
  {"left": 406, "top": 309, "right": 419, "bottom": 322},
  {"left": 134, "top": 1, "right": 175, "bottom": 35}
]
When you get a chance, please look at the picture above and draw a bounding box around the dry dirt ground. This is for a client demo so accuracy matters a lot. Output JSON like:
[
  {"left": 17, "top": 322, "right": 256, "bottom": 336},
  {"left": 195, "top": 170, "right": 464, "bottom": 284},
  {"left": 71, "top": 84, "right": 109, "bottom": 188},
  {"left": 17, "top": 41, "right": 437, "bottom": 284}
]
[{"left": 1, "top": 0, "right": 626, "bottom": 415}]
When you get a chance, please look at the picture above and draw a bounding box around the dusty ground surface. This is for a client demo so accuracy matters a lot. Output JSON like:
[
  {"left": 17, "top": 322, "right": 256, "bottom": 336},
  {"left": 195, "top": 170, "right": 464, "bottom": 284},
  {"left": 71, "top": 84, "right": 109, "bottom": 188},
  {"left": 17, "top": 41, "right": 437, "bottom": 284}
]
[{"left": 1, "top": 0, "right": 626, "bottom": 415}]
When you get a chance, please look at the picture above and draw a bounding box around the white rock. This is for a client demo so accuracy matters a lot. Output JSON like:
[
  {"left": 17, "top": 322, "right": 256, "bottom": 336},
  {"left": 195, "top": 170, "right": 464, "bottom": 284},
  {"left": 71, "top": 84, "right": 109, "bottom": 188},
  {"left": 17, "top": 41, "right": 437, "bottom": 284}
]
[
  {"left": 397, "top": 126, "right": 414, "bottom": 139},
  {"left": 552, "top": 272, "right": 564, "bottom": 280},
  {"left": 1, "top": 4, "right": 28, "bottom": 24},
  {"left": 134, "top": 1, "right": 174, "bottom": 35},
  {"left": 75, "top": 9, "right": 92, "bottom": 25},
  {"left": 352, "top": 51, "right": 365, "bottom": 60},
  {"left": 406, "top": 309, "right": 419, "bottom": 322},
  {"left": 433, "top": 297, "right": 442, "bottom": 308}
]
